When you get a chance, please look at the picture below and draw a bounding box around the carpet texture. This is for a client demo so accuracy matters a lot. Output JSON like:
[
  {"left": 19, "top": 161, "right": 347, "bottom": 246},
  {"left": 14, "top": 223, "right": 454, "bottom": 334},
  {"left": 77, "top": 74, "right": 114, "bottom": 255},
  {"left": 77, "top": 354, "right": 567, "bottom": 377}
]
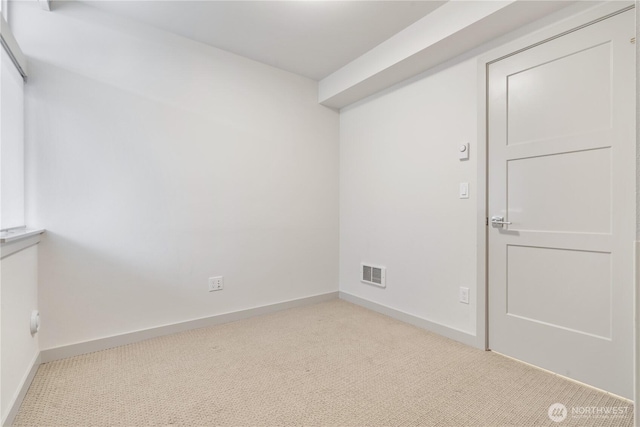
[{"left": 14, "top": 300, "right": 634, "bottom": 426}]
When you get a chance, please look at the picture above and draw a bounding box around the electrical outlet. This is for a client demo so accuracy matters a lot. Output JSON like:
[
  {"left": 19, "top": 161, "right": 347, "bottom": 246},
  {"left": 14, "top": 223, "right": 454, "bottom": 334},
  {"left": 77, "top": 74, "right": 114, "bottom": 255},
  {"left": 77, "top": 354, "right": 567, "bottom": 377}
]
[
  {"left": 459, "top": 287, "right": 469, "bottom": 304},
  {"left": 208, "top": 276, "right": 224, "bottom": 292}
]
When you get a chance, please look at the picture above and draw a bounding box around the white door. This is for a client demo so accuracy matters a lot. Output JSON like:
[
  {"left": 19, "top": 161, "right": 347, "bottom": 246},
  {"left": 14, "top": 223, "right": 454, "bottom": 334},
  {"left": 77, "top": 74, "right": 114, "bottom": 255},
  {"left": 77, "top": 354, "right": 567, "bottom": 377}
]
[{"left": 488, "top": 9, "right": 635, "bottom": 398}]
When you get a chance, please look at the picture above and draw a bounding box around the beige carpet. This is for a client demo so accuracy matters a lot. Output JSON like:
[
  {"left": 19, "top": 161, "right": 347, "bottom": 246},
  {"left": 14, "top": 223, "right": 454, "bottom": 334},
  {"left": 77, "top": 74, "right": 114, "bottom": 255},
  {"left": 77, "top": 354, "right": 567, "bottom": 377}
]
[{"left": 14, "top": 300, "right": 633, "bottom": 426}]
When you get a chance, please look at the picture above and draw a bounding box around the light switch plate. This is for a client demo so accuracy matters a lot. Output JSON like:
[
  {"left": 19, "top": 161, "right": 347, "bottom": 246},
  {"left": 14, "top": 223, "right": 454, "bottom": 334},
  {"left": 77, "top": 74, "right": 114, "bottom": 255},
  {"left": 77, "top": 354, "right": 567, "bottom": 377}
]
[
  {"left": 459, "top": 182, "right": 469, "bottom": 199},
  {"left": 459, "top": 287, "right": 469, "bottom": 304}
]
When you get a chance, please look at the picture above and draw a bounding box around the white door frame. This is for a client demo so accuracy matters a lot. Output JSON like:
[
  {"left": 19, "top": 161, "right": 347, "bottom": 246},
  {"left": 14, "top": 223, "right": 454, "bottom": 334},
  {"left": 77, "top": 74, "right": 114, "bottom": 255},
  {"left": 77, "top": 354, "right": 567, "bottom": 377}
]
[{"left": 474, "top": 0, "right": 636, "bottom": 400}]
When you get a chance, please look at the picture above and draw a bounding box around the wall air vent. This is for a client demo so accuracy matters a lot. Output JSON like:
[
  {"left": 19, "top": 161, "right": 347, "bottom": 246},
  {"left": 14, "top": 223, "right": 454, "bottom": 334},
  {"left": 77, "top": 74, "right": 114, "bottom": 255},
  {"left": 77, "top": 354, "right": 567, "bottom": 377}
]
[{"left": 361, "top": 263, "right": 386, "bottom": 288}]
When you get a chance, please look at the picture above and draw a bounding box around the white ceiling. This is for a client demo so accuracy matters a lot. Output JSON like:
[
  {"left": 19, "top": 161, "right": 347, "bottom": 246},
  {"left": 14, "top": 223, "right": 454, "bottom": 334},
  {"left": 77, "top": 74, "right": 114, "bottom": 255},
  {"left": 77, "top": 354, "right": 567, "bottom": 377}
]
[{"left": 81, "top": 1, "right": 446, "bottom": 81}]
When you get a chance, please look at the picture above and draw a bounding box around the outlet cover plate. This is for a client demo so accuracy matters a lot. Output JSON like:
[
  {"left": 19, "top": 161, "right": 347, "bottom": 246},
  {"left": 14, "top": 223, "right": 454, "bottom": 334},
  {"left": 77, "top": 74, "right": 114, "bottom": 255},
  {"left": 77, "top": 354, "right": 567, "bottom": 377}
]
[{"left": 209, "top": 276, "right": 224, "bottom": 292}]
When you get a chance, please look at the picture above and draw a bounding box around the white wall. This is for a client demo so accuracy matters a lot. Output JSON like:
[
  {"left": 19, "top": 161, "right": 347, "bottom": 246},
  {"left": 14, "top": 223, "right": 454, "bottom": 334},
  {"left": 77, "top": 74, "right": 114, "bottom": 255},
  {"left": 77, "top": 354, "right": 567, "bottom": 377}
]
[
  {"left": 11, "top": 1, "right": 339, "bottom": 350},
  {"left": 0, "top": 46, "right": 25, "bottom": 230},
  {"left": 339, "top": 59, "right": 478, "bottom": 338},
  {"left": 1, "top": 245, "right": 39, "bottom": 424},
  {"left": 339, "top": 2, "right": 634, "bottom": 345}
]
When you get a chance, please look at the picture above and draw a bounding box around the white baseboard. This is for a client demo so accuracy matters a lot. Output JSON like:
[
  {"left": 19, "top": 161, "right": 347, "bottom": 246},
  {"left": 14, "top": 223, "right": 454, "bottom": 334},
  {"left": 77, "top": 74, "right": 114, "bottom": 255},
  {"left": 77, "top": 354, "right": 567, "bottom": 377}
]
[
  {"left": 41, "top": 291, "right": 339, "bottom": 363},
  {"left": 339, "top": 291, "right": 479, "bottom": 348},
  {"left": 3, "top": 353, "right": 41, "bottom": 427}
]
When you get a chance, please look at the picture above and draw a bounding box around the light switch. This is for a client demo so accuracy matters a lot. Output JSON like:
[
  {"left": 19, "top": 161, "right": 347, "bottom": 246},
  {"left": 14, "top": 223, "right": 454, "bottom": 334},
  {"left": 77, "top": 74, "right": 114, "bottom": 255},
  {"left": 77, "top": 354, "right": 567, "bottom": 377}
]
[
  {"left": 459, "top": 287, "right": 470, "bottom": 304},
  {"left": 458, "top": 143, "right": 469, "bottom": 160},
  {"left": 459, "top": 182, "right": 469, "bottom": 199}
]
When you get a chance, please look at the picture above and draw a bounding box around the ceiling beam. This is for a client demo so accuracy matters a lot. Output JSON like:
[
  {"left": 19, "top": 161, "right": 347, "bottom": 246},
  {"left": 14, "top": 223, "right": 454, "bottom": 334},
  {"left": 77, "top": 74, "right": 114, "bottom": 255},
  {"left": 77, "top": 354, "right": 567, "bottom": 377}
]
[
  {"left": 38, "top": 0, "right": 51, "bottom": 12},
  {"left": 318, "top": 1, "right": 580, "bottom": 110}
]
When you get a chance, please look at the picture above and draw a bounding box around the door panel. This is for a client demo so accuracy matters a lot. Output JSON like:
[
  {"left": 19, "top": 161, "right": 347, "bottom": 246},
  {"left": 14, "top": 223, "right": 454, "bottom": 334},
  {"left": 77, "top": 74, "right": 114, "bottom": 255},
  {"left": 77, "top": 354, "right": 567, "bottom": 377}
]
[
  {"left": 488, "top": 9, "right": 635, "bottom": 398},
  {"left": 507, "top": 148, "right": 611, "bottom": 233},
  {"left": 507, "top": 42, "right": 612, "bottom": 145},
  {"left": 506, "top": 245, "right": 611, "bottom": 339}
]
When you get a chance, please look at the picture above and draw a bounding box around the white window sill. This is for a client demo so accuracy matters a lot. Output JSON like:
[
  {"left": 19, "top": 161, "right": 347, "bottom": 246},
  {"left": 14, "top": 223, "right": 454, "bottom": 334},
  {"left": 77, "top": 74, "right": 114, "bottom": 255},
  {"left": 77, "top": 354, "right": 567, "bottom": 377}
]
[
  {"left": 0, "top": 228, "right": 45, "bottom": 243},
  {"left": 0, "top": 228, "right": 45, "bottom": 259}
]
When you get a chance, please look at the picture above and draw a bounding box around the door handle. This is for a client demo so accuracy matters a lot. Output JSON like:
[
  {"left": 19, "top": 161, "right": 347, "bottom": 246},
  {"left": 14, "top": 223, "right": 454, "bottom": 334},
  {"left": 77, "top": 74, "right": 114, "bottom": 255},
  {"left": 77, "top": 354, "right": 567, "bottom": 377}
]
[{"left": 491, "top": 215, "right": 512, "bottom": 228}]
